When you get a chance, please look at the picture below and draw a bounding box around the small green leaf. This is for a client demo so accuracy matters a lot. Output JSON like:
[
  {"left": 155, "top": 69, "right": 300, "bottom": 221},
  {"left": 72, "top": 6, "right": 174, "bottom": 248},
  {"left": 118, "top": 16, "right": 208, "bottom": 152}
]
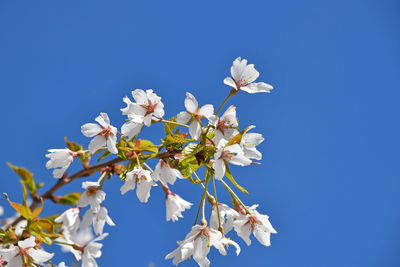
[
  {"left": 3, "top": 193, "right": 31, "bottom": 220},
  {"left": 6, "top": 162, "right": 37, "bottom": 195},
  {"left": 165, "top": 135, "right": 193, "bottom": 144},
  {"left": 226, "top": 125, "right": 254, "bottom": 147},
  {"left": 58, "top": 192, "right": 82, "bottom": 205},
  {"left": 31, "top": 198, "right": 43, "bottom": 220},
  {"left": 136, "top": 139, "right": 158, "bottom": 153},
  {"left": 164, "top": 116, "right": 178, "bottom": 135},
  {"left": 97, "top": 149, "right": 111, "bottom": 162},
  {"left": 64, "top": 137, "right": 83, "bottom": 152},
  {"left": 224, "top": 162, "right": 249, "bottom": 194}
]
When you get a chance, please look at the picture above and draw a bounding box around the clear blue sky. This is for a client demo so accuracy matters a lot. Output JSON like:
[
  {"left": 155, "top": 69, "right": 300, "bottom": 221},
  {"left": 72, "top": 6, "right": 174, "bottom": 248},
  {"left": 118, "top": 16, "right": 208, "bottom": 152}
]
[{"left": 1, "top": 1, "right": 399, "bottom": 266}]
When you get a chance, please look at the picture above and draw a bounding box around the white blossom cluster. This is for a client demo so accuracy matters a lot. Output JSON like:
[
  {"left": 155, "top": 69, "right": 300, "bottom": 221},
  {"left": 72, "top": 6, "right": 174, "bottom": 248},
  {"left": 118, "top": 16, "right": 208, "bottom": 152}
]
[{"left": 0, "top": 57, "right": 276, "bottom": 267}]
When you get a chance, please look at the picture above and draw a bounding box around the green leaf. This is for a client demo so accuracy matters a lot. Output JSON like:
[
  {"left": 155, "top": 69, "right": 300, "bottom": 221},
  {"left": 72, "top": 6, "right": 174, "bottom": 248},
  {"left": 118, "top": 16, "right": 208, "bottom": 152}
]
[
  {"left": 224, "top": 162, "right": 249, "bottom": 194},
  {"left": 6, "top": 162, "right": 37, "bottom": 195},
  {"left": 64, "top": 137, "right": 83, "bottom": 152},
  {"left": 31, "top": 198, "right": 43, "bottom": 220},
  {"left": 97, "top": 149, "right": 111, "bottom": 162},
  {"left": 165, "top": 135, "right": 193, "bottom": 144},
  {"left": 164, "top": 116, "right": 178, "bottom": 135},
  {"left": 136, "top": 139, "right": 158, "bottom": 153},
  {"left": 58, "top": 192, "right": 82, "bottom": 205},
  {"left": 3, "top": 193, "right": 31, "bottom": 220},
  {"left": 226, "top": 125, "right": 254, "bottom": 147}
]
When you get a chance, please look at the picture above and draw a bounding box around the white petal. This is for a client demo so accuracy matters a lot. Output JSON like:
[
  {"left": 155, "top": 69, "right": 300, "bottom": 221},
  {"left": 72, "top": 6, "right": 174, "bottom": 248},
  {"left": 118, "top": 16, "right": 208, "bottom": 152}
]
[
  {"left": 253, "top": 224, "right": 271, "bottom": 246},
  {"left": 229, "top": 154, "right": 252, "bottom": 166},
  {"left": 95, "top": 113, "right": 110, "bottom": 127},
  {"left": 81, "top": 123, "right": 102, "bottom": 137},
  {"left": 28, "top": 248, "right": 54, "bottom": 263},
  {"left": 121, "top": 121, "right": 143, "bottom": 139},
  {"left": 189, "top": 121, "right": 201, "bottom": 140},
  {"left": 241, "top": 82, "right": 273, "bottom": 93},
  {"left": 223, "top": 77, "right": 237, "bottom": 89},
  {"left": 176, "top": 111, "right": 191, "bottom": 124},
  {"left": 106, "top": 135, "right": 118, "bottom": 154},
  {"left": 131, "top": 89, "right": 147, "bottom": 104},
  {"left": 18, "top": 236, "right": 36, "bottom": 248},
  {"left": 193, "top": 235, "right": 210, "bottom": 264},
  {"left": 213, "top": 159, "right": 225, "bottom": 180},
  {"left": 198, "top": 104, "right": 214, "bottom": 119},
  {"left": 184, "top": 92, "right": 199, "bottom": 113},
  {"left": 233, "top": 219, "right": 252, "bottom": 246},
  {"left": 88, "top": 135, "right": 107, "bottom": 154}
]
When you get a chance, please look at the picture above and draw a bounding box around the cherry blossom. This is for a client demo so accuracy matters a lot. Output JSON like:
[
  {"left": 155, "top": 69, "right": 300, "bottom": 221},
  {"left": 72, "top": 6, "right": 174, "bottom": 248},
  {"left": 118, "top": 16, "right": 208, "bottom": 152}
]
[
  {"left": 176, "top": 92, "right": 214, "bottom": 140},
  {"left": 240, "top": 126, "right": 264, "bottom": 161},
  {"left": 80, "top": 205, "right": 115, "bottom": 235},
  {"left": 55, "top": 207, "right": 81, "bottom": 235},
  {"left": 67, "top": 233, "right": 108, "bottom": 267},
  {"left": 213, "top": 143, "right": 252, "bottom": 180},
  {"left": 152, "top": 160, "right": 183, "bottom": 185},
  {"left": 77, "top": 182, "right": 106, "bottom": 211},
  {"left": 45, "top": 148, "right": 75, "bottom": 178},
  {"left": 81, "top": 112, "right": 118, "bottom": 154},
  {"left": 0, "top": 236, "right": 54, "bottom": 267},
  {"left": 166, "top": 225, "right": 240, "bottom": 267},
  {"left": 120, "top": 167, "right": 156, "bottom": 203},
  {"left": 233, "top": 205, "right": 277, "bottom": 247},
  {"left": 224, "top": 57, "right": 273, "bottom": 94},
  {"left": 165, "top": 191, "right": 192, "bottom": 222},
  {"left": 0, "top": 205, "right": 3, "bottom": 217},
  {"left": 210, "top": 203, "right": 239, "bottom": 233},
  {"left": 45, "top": 262, "right": 67, "bottom": 267},
  {"left": 209, "top": 105, "right": 239, "bottom": 146},
  {"left": 121, "top": 89, "right": 165, "bottom": 127}
]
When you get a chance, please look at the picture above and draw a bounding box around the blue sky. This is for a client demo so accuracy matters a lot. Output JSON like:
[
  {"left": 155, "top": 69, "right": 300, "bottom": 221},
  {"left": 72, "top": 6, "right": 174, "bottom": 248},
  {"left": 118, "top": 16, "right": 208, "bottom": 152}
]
[{"left": 1, "top": 0, "right": 399, "bottom": 266}]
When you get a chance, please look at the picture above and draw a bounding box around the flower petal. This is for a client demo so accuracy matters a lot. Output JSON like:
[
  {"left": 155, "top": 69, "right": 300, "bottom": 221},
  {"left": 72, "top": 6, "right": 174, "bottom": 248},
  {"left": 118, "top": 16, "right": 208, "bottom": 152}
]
[
  {"left": 88, "top": 135, "right": 107, "bottom": 154},
  {"left": 81, "top": 123, "right": 102, "bottom": 137},
  {"left": 184, "top": 92, "right": 198, "bottom": 113}
]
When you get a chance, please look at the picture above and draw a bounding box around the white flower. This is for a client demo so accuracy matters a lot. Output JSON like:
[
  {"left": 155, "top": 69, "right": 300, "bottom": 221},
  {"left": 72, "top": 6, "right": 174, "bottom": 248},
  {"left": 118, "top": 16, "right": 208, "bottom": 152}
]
[
  {"left": 0, "top": 236, "right": 54, "bottom": 266},
  {"left": 240, "top": 126, "right": 264, "bottom": 160},
  {"left": 210, "top": 203, "right": 240, "bottom": 233},
  {"left": 209, "top": 105, "right": 239, "bottom": 146},
  {"left": 165, "top": 225, "right": 239, "bottom": 267},
  {"left": 176, "top": 92, "right": 214, "bottom": 140},
  {"left": 80, "top": 205, "right": 115, "bottom": 235},
  {"left": 56, "top": 228, "right": 94, "bottom": 258},
  {"left": 165, "top": 192, "right": 192, "bottom": 222},
  {"left": 152, "top": 160, "right": 183, "bottom": 185},
  {"left": 67, "top": 233, "right": 108, "bottom": 267},
  {"left": 77, "top": 182, "right": 106, "bottom": 211},
  {"left": 45, "top": 262, "right": 67, "bottom": 267},
  {"left": 233, "top": 205, "right": 277, "bottom": 247},
  {"left": 224, "top": 57, "right": 273, "bottom": 94},
  {"left": 0, "top": 205, "right": 3, "bottom": 216},
  {"left": 81, "top": 112, "right": 118, "bottom": 154},
  {"left": 121, "top": 89, "right": 165, "bottom": 127},
  {"left": 120, "top": 167, "right": 156, "bottom": 203},
  {"left": 213, "top": 143, "right": 252, "bottom": 180},
  {"left": 46, "top": 148, "right": 75, "bottom": 178},
  {"left": 55, "top": 207, "right": 80, "bottom": 234}
]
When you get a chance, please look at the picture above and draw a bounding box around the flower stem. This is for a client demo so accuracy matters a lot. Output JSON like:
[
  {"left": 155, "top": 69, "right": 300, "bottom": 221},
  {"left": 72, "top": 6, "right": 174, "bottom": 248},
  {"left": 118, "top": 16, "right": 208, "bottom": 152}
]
[
  {"left": 212, "top": 176, "right": 223, "bottom": 232},
  {"left": 215, "top": 90, "right": 235, "bottom": 116},
  {"left": 53, "top": 240, "right": 76, "bottom": 247},
  {"left": 220, "top": 179, "right": 250, "bottom": 215},
  {"left": 159, "top": 119, "right": 189, "bottom": 128},
  {"left": 194, "top": 175, "right": 210, "bottom": 225}
]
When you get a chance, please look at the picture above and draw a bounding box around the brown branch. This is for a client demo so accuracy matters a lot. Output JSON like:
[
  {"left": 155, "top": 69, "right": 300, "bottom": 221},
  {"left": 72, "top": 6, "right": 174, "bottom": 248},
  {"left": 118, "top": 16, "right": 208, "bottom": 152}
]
[{"left": 8, "top": 157, "right": 124, "bottom": 228}]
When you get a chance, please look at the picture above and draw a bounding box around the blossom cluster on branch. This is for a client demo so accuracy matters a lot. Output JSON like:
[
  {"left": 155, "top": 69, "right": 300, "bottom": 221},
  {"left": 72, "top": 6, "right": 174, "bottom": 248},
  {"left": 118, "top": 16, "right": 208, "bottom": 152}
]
[{"left": 0, "top": 57, "right": 276, "bottom": 267}]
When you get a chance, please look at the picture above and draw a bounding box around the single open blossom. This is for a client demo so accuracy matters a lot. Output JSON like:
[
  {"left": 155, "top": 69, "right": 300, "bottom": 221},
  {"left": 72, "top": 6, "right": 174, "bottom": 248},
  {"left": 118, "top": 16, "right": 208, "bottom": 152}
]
[
  {"left": 233, "top": 205, "right": 277, "bottom": 247},
  {"left": 224, "top": 57, "right": 273, "bottom": 94},
  {"left": 0, "top": 236, "right": 54, "bottom": 267},
  {"left": 176, "top": 92, "right": 214, "bottom": 140},
  {"left": 81, "top": 205, "right": 115, "bottom": 235},
  {"left": 67, "top": 233, "right": 108, "bottom": 267},
  {"left": 213, "top": 143, "right": 252, "bottom": 180},
  {"left": 209, "top": 105, "right": 239, "bottom": 146},
  {"left": 240, "top": 126, "right": 264, "bottom": 161},
  {"left": 121, "top": 89, "right": 165, "bottom": 127},
  {"left": 55, "top": 207, "right": 80, "bottom": 235},
  {"left": 120, "top": 167, "right": 156, "bottom": 203},
  {"left": 81, "top": 112, "right": 118, "bottom": 154},
  {"left": 56, "top": 228, "right": 93, "bottom": 258},
  {"left": 210, "top": 203, "right": 240, "bottom": 233},
  {"left": 165, "top": 191, "right": 192, "bottom": 222},
  {"left": 46, "top": 148, "right": 75, "bottom": 178},
  {"left": 77, "top": 182, "right": 106, "bottom": 211},
  {"left": 152, "top": 160, "right": 183, "bottom": 185},
  {"left": 165, "top": 225, "right": 240, "bottom": 267}
]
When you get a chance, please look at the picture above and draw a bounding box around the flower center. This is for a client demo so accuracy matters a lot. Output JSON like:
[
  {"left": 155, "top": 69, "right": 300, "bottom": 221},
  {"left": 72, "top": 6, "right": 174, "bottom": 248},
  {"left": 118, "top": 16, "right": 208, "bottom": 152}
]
[
  {"left": 248, "top": 216, "right": 262, "bottom": 231},
  {"left": 217, "top": 119, "right": 231, "bottom": 133},
  {"left": 100, "top": 127, "right": 113, "bottom": 139},
  {"left": 86, "top": 186, "right": 99, "bottom": 196},
  {"left": 145, "top": 99, "right": 157, "bottom": 115}
]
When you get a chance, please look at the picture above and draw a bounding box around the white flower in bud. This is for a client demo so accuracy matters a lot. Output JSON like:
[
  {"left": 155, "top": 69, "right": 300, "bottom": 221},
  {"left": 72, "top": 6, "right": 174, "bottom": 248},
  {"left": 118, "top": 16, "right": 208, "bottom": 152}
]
[
  {"left": 46, "top": 148, "right": 74, "bottom": 178},
  {"left": 0, "top": 236, "right": 54, "bottom": 267},
  {"left": 55, "top": 207, "right": 80, "bottom": 235},
  {"left": 224, "top": 57, "right": 273, "bottom": 94},
  {"left": 153, "top": 160, "right": 183, "bottom": 185},
  {"left": 120, "top": 167, "right": 156, "bottom": 203},
  {"left": 81, "top": 112, "right": 118, "bottom": 154},
  {"left": 176, "top": 92, "right": 214, "bottom": 140},
  {"left": 77, "top": 182, "right": 106, "bottom": 211},
  {"left": 209, "top": 105, "right": 239, "bottom": 146},
  {"left": 165, "top": 192, "right": 192, "bottom": 222},
  {"left": 80, "top": 205, "right": 115, "bottom": 235},
  {"left": 233, "top": 205, "right": 277, "bottom": 247},
  {"left": 240, "top": 126, "right": 264, "bottom": 161},
  {"left": 121, "top": 89, "right": 165, "bottom": 127},
  {"left": 165, "top": 225, "right": 240, "bottom": 267},
  {"left": 210, "top": 203, "right": 240, "bottom": 233},
  {"left": 213, "top": 142, "right": 252, "bottom": 180}
]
